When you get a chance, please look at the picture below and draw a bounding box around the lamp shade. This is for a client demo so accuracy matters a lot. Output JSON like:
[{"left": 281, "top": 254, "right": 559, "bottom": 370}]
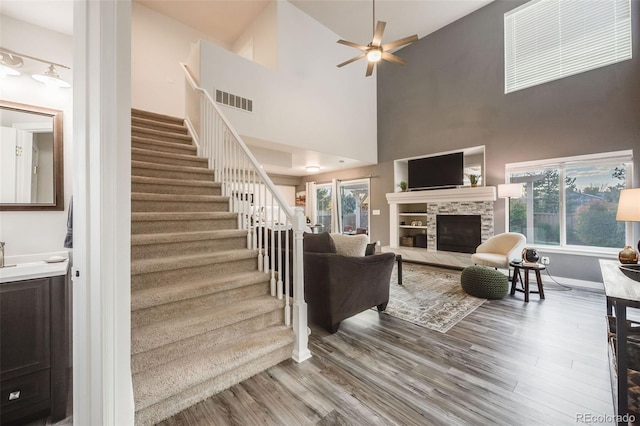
[
  {"left": 498, "top": 183, "right": 523, "bottom": 199},
  {"left": 617, "top": 188, "right": 640, "bottom": 221},
  {"left": 32, "top": 64, "right": 71, "bottom": 88}
]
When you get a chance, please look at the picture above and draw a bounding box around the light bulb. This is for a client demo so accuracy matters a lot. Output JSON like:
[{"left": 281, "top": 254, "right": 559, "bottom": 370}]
[{"left": 367, "top": 48, "right": 382, "bottom": 63}]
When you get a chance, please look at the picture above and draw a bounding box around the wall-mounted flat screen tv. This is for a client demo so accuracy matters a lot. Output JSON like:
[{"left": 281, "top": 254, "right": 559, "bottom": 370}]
[{"left": 408, "top": 152, "right": 464, "bottom": 190}]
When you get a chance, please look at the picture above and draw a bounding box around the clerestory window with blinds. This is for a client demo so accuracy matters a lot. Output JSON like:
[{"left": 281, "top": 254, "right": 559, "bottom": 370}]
[{"left": 504, "top": 0, "right": 632, "bottom": 94}]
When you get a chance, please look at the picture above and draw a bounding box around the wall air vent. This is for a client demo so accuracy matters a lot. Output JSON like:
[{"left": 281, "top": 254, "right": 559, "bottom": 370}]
[{"left": 215, "top": 89, "right": 253, "bottom": 113}]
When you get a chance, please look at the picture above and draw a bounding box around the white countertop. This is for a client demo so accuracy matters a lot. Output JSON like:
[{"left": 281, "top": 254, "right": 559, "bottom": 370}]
[{"left": 1, "top": 251, "right": 70, "bottom": 283}]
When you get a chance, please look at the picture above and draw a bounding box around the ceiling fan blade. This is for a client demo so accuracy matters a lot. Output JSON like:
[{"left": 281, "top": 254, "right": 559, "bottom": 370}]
[
  {"left": 365, "top": 61, "right": 375, "bottom": 77},
  {"left": 337, "top": 52, "right": 367, "bottom": 68},
  {"left": 381, "top": 34, "right": 418, "bottom": 51},
  {"left": 382, "top": 51, "right": 406, "bottom": 65},
  {"left": 371, "top": 21, "right": 386, "bottom": 47},
  {"left": 337, "top": 39, "right": 368, "bottom": 51}
]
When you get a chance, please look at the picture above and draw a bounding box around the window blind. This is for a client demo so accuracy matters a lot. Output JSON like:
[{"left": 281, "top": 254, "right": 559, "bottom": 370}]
[{"left": 504, "top": 0, "right": 632, "bottom": 93}]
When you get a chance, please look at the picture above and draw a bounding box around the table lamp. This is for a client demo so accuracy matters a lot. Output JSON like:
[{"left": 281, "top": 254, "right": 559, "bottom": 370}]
[{"left": 616, "top": 188, "right": 640, "bottom": 263}]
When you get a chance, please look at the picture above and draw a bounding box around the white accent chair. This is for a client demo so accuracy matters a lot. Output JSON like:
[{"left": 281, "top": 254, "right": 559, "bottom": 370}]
[{"left": 471, "top": 232, "right": 527, "bottom": 269}]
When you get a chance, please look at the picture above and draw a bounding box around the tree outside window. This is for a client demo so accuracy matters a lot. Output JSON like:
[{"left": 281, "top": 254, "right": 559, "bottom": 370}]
[{"left": 508, "top": 158, "right": 629, "bottom": 250}]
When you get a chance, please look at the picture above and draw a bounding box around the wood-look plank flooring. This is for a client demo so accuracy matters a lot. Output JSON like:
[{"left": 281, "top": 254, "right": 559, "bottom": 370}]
[{"left": 160, "top": 265, "right": 616, "bottom": 426}]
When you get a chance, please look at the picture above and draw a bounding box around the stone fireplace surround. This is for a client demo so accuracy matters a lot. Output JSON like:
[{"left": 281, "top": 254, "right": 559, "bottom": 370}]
[{"left": 385, "top": 187, "right": 497, "bottom": 266}]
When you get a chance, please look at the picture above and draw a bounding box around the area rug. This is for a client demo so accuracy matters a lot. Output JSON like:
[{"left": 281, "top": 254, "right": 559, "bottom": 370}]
[{"left": 382, "top": 263, "right": 485, "bottom": 333}]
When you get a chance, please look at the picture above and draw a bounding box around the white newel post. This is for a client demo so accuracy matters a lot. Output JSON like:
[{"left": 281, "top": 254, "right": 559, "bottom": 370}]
[{"left": 292, "top": 207, "right": 312, "bottom": 363}]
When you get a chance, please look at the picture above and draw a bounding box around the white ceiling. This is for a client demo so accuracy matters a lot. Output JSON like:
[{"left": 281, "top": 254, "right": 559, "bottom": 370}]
[{"left": 0, "top": 0, "right": 493, "bottom": 177}]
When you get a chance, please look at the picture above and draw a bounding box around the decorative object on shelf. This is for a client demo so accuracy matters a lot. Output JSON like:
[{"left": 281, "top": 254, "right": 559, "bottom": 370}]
[
  {"left": 410, "top": 220, "right": 422, "bottom": 227},
  {"left": 497, "top": 183, "right": 524, "bottom": 199},
  {"left": 468, "top": 174, "right": 480, "bottom": 187},
  {"left": 397, "top": 181, "right": 408, "bottom": 192},
  {"left": 619, "top": 246, "right": 639, "bottom": 265},
  {"left": 619, "top": 264, "right": 640, "bottom": 282},
  {"left": 616, "top": 188, "right": 640, "bottom": 257}
]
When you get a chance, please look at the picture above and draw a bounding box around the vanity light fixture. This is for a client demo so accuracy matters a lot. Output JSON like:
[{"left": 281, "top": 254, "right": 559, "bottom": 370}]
[
  {"left": 0, "top": 51, "right": 22, "bottom": 77},
  {"left": 0, "top": 47, "right": 71, "bottom": 88},
  {"left": 305, "top": 165, "right": 320, "bottom": 173},
  {"left": 32, "top": 64, "right": 71, "bottom": 88}
]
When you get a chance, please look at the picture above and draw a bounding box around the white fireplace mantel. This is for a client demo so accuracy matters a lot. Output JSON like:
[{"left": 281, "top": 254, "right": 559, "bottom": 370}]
[
  {"left": 386, "top": 186, "right": 497, "bottom": 259},
  {"left": 386, "top": 186, "right": 496, "bottom": 205}
]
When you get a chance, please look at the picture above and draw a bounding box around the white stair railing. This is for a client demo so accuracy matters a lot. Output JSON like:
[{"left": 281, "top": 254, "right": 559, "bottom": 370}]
[{"left": 181, "top": 63, "right": 311, "bottom": 363}]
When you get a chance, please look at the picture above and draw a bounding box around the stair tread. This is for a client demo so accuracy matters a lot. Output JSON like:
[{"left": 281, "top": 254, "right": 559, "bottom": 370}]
[
  {"left": 132, "top": 126, "right": 192, "bottom": 142},
  {"left": 132, "top": 116, "right": 187, "bottom": 134},
  {"left": 132, "top": 192, "right": 228, "bottom": 202},
  {"left": 131, "top": 270, "right": 269, "bottom": 311},
  {"left": 131, "top": 229, "right": 245, "bottom": 245},
  {"left": 131, "top": 295, "right": 284, "bottom": 354},
  {"left": 132, "top": 175, "right": 221, "bottom": 188},
  {"left": 132, "top": 211, "right": 237, "bottom": 221},
  {"left": 134, "top": 341, "right": 292, "bottom": 426},
  {"left": 132, "top": 108, "right": 184, "bottom": 124},
  {"left": 133, "top": 325, "right": 293, "bottom": 411},
  {"left": 132, "top": 147, "right": 206, "bottom": 163},
  {"left": 131, "top": 248, "right": 256, "bottom": 275},
  {"left": 132, "top": 160, "right": 215, "bottom": 174},
  {"left": 132, "top": 136, "right": 196, "bottom": 152}
]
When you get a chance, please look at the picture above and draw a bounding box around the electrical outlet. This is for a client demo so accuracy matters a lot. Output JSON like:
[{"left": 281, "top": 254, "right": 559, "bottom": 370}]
[{"left": 541, "top": 256, "right": 550, "bottom": 265}]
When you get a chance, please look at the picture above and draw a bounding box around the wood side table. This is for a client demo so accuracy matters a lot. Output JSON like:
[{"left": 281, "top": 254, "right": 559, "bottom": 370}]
[{"left": 509, "top": 261, "right": 546, "bottom": 302}]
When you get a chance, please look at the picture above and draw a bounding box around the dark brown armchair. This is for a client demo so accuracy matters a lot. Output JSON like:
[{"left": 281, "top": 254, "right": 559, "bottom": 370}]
[{"left": 302, "top": 233, "right": 395, "bottom": 333}]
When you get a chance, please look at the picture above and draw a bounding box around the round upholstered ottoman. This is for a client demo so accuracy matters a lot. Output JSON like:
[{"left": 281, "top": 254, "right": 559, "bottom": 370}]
[{"left": 460, "top": 265, "right": 509, "bottom": 299}]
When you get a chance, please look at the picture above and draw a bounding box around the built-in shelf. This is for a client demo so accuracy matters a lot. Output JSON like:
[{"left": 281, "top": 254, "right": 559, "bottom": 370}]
[{"left": 386, "top": 186, "right": 497, "bottom": 266}]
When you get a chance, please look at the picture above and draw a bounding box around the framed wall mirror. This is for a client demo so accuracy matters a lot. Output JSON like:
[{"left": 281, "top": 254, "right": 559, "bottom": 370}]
[{"left": 0, "top": 100, "right": 64, "bottom": 211}]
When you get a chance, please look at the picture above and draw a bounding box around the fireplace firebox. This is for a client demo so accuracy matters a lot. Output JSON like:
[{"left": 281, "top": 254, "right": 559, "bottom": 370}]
[{"left": 436, "top": 215, "right": 481, "bottom": 253}]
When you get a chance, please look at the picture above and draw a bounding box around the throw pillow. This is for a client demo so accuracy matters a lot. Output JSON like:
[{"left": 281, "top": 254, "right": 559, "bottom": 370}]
[
  {"left": 330, "top": 233, "right": 369, "bottom": 257},
  {"left": 303, "top": 232, "right": 337, "bottom": 254},
  {"left": 365, "top": 242, "right": 377, "bottom": 256}
]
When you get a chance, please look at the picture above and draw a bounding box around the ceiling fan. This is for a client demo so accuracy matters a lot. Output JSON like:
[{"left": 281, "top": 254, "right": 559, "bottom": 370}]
[{"left": 336, "top": 0, "right": 418, "bottom": 77}]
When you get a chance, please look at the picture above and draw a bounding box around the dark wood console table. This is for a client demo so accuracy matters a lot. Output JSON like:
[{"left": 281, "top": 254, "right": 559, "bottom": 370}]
[{"left": 600, "top": 259, "right": 640, "bottom": 425}]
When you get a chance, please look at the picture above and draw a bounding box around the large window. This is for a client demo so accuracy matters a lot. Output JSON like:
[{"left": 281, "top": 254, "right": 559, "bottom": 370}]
[
  {"left": 504, "top": 0, "right": 632, "bottom": 93},
  {"left": 506, "top": 151, "right": 633, "bottom": 251},
  {"left": 314, "top": 179, "right": 370, "bottom": 235},
  {"left": 315, "top": 184, "right": 333, "bottom": 233},
  {"left": 339, "top": 179, "right": 369, "bottom": 235}
]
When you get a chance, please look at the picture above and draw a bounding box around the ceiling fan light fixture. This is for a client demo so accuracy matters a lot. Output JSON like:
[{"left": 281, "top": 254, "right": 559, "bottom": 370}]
[
  {"left": 32, "top": 64, "right": 71, "bottom": 88},
  {"left": 335, "top": 0, "right": 418, "bottom": 76},
  {"left": 367, "top": 48, "right": 382, "bottom": 63}
]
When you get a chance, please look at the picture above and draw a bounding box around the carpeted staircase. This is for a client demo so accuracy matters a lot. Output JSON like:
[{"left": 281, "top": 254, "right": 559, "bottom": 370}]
[{"left": 130, "top": 109, "right": 294, "bottom": 425}]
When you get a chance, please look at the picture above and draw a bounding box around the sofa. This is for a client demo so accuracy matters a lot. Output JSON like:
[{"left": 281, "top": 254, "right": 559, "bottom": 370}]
[{"left": 303, "top": 233, "right": 396, "bottom": 333}]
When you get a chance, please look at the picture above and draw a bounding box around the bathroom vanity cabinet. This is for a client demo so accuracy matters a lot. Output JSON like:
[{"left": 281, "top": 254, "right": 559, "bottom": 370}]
[{"left": 0, "top": 264, "right": 69, "bottom": 424}]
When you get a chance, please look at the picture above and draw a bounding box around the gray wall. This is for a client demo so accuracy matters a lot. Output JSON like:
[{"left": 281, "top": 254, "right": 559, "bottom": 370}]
[{"left": 373, "top": 0, "right": 640, "bottom": 283}]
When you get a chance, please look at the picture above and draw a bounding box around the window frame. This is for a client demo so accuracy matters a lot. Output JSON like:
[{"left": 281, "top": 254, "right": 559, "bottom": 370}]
[
  {"left": 504, "top": 150, "right": 634, "bottom": 255},
  {"left": 504, "top": 0, "right": 633, "bottom": 94}
]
